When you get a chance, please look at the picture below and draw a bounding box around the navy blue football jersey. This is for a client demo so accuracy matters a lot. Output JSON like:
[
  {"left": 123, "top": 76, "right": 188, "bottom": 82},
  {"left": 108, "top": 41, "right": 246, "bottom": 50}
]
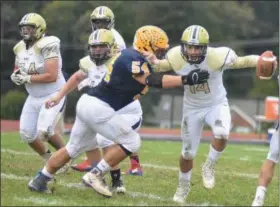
[{"left": 87, "top": 48, "right": 152, "bottom": 110}]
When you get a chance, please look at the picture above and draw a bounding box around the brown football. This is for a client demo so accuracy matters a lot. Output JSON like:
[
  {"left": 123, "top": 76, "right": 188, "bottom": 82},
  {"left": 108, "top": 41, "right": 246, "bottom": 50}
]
[{"left": 256, "top": 51, "right": 276, "bottom": 79}]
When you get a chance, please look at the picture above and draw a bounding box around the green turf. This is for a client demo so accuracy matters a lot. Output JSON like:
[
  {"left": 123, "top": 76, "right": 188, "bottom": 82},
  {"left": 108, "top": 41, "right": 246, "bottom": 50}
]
[{"left": 1, "top": 132, "right": 278, "bottom": 206}]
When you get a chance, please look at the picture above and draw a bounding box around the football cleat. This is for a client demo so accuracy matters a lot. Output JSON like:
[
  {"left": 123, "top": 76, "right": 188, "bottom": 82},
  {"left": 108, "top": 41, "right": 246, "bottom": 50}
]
[
  {"left": 56, "top": 159, "right": 73, "bottom": 175},
  {"left": 252, "top": 196, "right": 264, "bottom": 206},
  {"left": 71, "top": 159, "right": 92, "bottom": 172},
  {"left": 173, "top": 179, "right": 191, "bottom": 204},
  {"left": 28, "top": 171, "right": 52, "bottom": 193},
  {"left": 126, "top": 167, "right": 143, "bottom": 176},
  {"left": 82, "top": 172, "right": 112, "bottom": 197},
  {"left": 112, "top": 179, "right": 126, "bottom": 194},
  {"left": 125, "top": 159, "right": 143, "bottom": 176},
  {"left": 202, "top": 159, "right": 215, "bottom": 189}
]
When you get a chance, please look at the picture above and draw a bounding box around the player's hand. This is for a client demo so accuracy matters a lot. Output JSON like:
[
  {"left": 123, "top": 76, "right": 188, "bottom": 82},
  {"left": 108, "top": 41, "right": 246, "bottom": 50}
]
[
  {"left": 10, "top": 69, "right": 23, "bottom": 85},
  {"left": 45, "top": 95, "right": 61, "bottom": 109},
  {"left": 181, "top": 69, "right": 210, "bottom": 85},
  {"left": 15, "top": 71, "right": 32, "bottom": 85},
  {"left": 77, "top": 78, "right": 95, "bottom": 91},
  {"left": 143, "top": 51, "right": 160, "bottom": 65}
]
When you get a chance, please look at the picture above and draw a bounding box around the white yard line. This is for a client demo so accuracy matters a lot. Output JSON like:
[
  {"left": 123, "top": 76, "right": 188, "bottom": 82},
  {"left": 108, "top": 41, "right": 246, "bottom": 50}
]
[
  {"left": 1, "top": 172, "right": 218, "bottom": 206},
  {"left": 140, "top": 163, "right": 260, "bottom": 179},
  {"left": 1, "top": 148, "right": 260, "bottom": 179},
  {"left": 14, "top": 197, "right": 75, "bottom": 206},
  {"left": 243, "top": 148, "right": 268, "bottom": 152},
  {"left": 1, "top": 148, "right": 35, "bottom": 156}
]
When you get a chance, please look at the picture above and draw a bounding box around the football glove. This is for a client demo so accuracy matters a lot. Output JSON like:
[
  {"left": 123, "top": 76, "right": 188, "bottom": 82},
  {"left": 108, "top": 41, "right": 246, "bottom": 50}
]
[
  {"left": 181, "top": 69, "right": 209, "bottom": 85},
  {"left": 14, "top": 70, "right": 32, "bottom": 85}
]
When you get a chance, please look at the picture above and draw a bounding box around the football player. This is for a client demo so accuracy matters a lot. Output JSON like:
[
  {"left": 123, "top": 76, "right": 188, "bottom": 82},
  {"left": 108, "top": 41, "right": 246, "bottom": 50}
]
[
  {"left": 27, "top": 26, "right": 209, "bottom": 197},
  {"left": 144, "top": 25, "right": 278, "bottom": 203},
  {"left": 10, "top": 13, "right": 69, "bottom": 172},
  {"left": 73, "top": 28, "right": 129, "bottom": 193},
  {"left": 72, "top": 6, "right": 144, "bottom": 177},
  {"left": 252, "top": 77, "right": 279, "bottom": 206}
]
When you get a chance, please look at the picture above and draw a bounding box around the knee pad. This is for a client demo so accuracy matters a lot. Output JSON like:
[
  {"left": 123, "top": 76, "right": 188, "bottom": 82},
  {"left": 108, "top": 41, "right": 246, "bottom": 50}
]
[
  {"left": 66, "top": 138, "right": 98, "bottom": 159},
  {"left": 97, "top": 134, "right": 114, "bottom": 149},
  {"left": 37, "top": 128, "right": 54, "bottom": 142},
  {"left": 267, "top": 149, "right": 279, "bottom": 163},
  {"left": 20, "top": 130, "right": 36, "bottom": 143},
  {"left": 65, "top": 143, "right": 86, "bottom": 159},
  {"left": 181, "top": 146, "right": 195, "bottom": 160},
  {"left": 120, "top": 131, "right": 141, "bottom": 154},
  {"left": 181, "top": 138, "right": 196, "bottom": 160},
  {"left": 213, "top": 126, "right": 229, "bottom": 139}
]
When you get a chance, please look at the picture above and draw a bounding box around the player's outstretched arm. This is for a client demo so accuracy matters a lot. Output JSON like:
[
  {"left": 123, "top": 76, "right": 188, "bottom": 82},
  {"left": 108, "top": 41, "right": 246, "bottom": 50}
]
[
  {"left": 45, "top": 70, "right": 86, "bottom": 108},
  {"left": 143, "top": 51, "right": 173, "bottom": 73},
  {"left": 134, "top": 69, "right": 209, "bottom": 89}
]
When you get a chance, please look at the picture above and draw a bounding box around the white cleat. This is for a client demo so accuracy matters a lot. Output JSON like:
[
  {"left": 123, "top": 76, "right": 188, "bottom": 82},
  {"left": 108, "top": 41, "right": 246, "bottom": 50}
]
[
  {"left": 56, "top": 159, "right": 73, "bottom": 175},
  {"left": 202, "top": 159, "right": 215, "bottom": 189},
  {"left": 82, "top": 172, "right": 112, "bottom": 197},
  {"left": 112, "top": 179, "right": 126, "bottom": 194},
  {"left": 252, "top": 196, "right": 264, "bottom": 206},
  {"left": 173, "top": 179, "right": 191, "bottom": 204}
]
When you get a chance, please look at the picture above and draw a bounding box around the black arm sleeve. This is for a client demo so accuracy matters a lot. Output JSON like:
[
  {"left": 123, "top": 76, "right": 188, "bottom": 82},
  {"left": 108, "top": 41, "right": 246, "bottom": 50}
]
[{"left": 145, "top": 73, "right": 164, "bottom": 88}]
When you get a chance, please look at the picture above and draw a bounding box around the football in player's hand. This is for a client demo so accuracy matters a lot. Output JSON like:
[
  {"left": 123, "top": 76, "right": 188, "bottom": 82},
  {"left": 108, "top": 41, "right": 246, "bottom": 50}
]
[{"left": 256, "top": 51, "right": 276, "bottom": 79}]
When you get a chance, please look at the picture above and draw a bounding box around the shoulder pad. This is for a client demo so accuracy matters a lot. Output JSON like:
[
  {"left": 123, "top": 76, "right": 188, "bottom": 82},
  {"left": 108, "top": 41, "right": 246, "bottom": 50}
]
[
  {"left": 13, "top": 41, "right": 25, "bottom": 55},
  {"left": 79, "top": 56, "right": 93, "bottom": 73},
  {"left": 111, "top": 29, "right": 126, "bottom": 51},
  {"left": 206, "top": 47, "right": 232, "bottom": 70},
  {"left": 166, "top": 46, "right": 186, "bottom": 72},
  {"left": 36, "top": 36, "right": 60, "bottom": 50}
]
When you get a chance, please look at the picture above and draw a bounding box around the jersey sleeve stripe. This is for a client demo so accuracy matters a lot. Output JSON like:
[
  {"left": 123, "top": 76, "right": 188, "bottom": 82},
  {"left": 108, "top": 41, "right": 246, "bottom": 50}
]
[{"left": 220, "top": 49, "right": 231, "bottom": 71}]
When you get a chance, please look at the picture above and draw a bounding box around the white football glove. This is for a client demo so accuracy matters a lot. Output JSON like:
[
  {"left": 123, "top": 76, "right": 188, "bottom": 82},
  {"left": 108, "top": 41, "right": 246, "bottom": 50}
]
[
  {"left": 13, "top": 70, "right": 31, "bottom": 85},
  {"left": 10, "top": 69, "right": 23, "bottom": 85}
]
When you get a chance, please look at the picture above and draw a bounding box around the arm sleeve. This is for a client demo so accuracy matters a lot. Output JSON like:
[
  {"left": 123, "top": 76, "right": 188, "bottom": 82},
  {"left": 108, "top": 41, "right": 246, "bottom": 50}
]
[
  {"left": 222, "top": 48, "right": 259, "bottom": 70},
  {"left": 152, "top": 59, "right": 173, "bottom": 73}
]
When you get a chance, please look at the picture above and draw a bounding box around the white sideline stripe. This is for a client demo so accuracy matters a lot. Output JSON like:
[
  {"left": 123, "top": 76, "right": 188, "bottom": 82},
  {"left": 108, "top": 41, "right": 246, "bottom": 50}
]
[
  {"left": 1, "top": 173, "right": 218, "bottom": 206},
  {"left": 1, "top": 148, "right": 259, "bottom": 179}
]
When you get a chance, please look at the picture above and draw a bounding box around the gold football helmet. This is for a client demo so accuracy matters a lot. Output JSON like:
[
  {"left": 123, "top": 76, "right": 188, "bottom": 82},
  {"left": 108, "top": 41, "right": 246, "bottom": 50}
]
[
  {"left": 90, "top": 6, "right": 115, "bottom": 31},
  {"left": 18, "top": 13, "right": 46, "bottom": 42},
  {"left": 88, "top": 29, "right": 116, "bottom": 65},
  {"left": 180, "top": 25, "right": 209, "bottom": 64},
  {"left": 133, "top": 25, "right": 169, "bottom": 59}
]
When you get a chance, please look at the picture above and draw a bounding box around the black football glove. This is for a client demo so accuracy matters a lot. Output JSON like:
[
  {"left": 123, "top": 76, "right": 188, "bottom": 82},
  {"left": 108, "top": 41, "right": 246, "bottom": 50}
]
[{"left": 181, "top": 69, "right": 210, "bottom": 85}]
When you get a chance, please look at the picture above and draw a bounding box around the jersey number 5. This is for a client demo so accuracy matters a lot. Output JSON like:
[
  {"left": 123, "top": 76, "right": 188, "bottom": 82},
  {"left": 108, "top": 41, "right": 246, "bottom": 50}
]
[{"left": 189, "top": 82, "right": 210, "bottom": 94}]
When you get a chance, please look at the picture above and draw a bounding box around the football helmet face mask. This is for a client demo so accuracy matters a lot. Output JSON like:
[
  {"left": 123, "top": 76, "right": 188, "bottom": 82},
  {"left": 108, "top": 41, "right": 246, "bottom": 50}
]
[
  {"left": 19, "top": 13, "right": 46, "bottom": 42},
  {"left": 180, "top": 25, "right": 209, "bottom": 64},
  {"left": 133, "top": 25, "right": 169, "bottom": 59},
  {"left": 90, "top": 6, "right": 115, "bottom": 31},
  {"left": 88, "top": 29, "right": 116, "bottom": 66}
]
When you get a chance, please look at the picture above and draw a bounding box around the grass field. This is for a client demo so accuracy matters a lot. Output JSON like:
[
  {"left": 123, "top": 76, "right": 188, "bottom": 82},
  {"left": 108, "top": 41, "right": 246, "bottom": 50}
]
[{"left": 1, "top": 132, "right": 278, "bottom": 206}]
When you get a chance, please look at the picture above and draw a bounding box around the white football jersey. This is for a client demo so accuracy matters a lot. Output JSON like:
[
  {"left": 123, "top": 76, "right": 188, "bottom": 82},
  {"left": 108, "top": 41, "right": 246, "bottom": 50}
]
[
  {"left": 13, "top": 36, "right": 66, "bottom": 97},
  {"left": 78, "top": 55, "right": 107, "bottom": 87},
  {"left": 78, "top": 28, "right": 125, "bottom": 90},
  {"left": 111, "top": 28, "right": 126, "bottom": 51},
  {"left": 166, "top": 46, "right": 239, "bottom": 109}
]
